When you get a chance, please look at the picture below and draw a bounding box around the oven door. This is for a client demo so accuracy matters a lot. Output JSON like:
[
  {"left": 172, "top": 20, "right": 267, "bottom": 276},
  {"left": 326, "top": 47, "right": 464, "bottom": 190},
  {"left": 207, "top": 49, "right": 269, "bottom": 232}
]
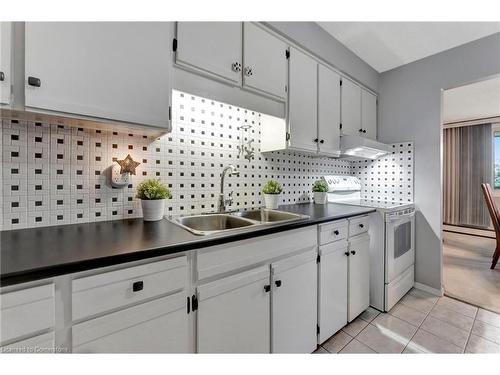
[{"left": 385, "top": 210, "right": 415, "bottom": 284}]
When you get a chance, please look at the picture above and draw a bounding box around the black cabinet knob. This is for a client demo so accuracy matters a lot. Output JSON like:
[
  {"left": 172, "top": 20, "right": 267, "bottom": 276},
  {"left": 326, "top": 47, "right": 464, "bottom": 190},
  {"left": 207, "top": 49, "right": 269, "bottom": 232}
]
[
  {"left": 264, "top": 284, "right": 271, "bottom": 293},
  {"left": 334, "top": 230, "right": 340, "bottom": 235},
  {"left": 132, "top": 281, "right": 144, "bottom": 292},
  {"left": 363, "top": 130, "right": 367, "bottom": 133},
  {"left": 351, "top": 250, "right": 356, "bottom": 255},
  {"left": 344, "top": 252, "right": 350, "bottom": 256},
  {"left": 314, "top": 138, "right": 318, "bottom": 143},
  {"left": 359, "top": 129, "right": 363, "bottom": 132},
  {"left": 359, "top": 223, "right": 364, "bottom": 228},
  {"left": 275, "top": 280, "right": 282, "bottom": 288},
  {"left": 0, "top": 71, "right": 4, "bottom": 81},
  {"left": 320, "top": 139, "right": 325, "bottom": 144},
  {"left": 28, "top": 76, "right": 41, "bottom": 87}
]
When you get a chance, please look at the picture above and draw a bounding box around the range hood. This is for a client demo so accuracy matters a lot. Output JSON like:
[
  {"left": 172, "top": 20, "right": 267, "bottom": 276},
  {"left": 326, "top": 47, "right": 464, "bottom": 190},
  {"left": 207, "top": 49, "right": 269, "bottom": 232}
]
[{"left": 340, "top": 134, "right": 392, "bottom": 160}]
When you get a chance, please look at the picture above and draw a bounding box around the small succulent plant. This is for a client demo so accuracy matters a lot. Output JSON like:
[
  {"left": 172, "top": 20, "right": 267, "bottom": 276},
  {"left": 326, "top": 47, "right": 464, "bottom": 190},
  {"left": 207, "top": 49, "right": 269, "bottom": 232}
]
[
  {"left": 312, "top": 180, "right": 329, "bottom": 193},
  {"left": 136, "top": 179, "right": 172, "bottom": 200},
  {"left": 262, "top": 180, "right": 283, "bottom": 195}
]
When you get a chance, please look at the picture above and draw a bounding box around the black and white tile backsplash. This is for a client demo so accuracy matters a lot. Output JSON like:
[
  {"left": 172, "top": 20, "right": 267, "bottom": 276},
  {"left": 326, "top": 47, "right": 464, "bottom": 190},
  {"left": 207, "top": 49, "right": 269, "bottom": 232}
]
[{"left": 0, "top": 90, "right": 413, "bottom": 230}]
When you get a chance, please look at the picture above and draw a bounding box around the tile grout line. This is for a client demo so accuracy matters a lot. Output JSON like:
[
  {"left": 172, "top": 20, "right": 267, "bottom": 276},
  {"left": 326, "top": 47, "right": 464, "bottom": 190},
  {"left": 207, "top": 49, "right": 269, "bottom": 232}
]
[{"left": 400, "top": 295, "right": 439, "bottom": 353}]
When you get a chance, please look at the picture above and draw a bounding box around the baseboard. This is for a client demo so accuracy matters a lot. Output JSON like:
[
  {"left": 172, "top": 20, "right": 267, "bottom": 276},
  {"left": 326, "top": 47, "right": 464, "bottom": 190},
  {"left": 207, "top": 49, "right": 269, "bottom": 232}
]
[{"left": 414, "top": 282, "right": 443, "bottom": 297}]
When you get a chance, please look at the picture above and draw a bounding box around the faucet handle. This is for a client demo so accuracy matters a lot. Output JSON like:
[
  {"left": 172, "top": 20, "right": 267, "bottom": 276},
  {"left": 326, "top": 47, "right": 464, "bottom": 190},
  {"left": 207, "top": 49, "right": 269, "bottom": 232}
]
[{"left": 225, "top": 191, "right": 234, "bottom": 205}]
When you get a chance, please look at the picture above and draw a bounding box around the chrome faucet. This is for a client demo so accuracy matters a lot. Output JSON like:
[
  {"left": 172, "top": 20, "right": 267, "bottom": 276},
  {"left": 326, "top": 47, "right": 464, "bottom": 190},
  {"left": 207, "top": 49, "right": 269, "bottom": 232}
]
[{"left": 218, "top": 165, "right": 240, "bottom": 213}]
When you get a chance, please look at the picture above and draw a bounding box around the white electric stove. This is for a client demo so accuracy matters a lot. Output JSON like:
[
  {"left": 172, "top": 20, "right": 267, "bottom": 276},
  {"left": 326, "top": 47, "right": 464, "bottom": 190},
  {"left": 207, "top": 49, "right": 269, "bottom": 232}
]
[{"left": 323, "top": 175, "right": 415, "bottom": 312}]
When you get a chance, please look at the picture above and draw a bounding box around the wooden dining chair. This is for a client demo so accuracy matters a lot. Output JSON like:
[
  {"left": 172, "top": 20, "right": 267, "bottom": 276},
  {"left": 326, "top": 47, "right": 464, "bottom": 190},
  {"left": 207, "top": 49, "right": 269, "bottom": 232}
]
[{"left": 481, "top": 183, "right": 500, "bottom": 269}]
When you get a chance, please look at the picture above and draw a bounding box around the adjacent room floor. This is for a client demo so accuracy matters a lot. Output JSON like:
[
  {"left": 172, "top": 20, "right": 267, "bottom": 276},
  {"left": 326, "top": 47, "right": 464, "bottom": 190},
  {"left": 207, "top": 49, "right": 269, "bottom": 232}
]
[
  {"left": 314, "top": 288, "right": 500, "bottom": 353},
  {"left": 443, "top": 231, "right": 500, "bottom": 313}
]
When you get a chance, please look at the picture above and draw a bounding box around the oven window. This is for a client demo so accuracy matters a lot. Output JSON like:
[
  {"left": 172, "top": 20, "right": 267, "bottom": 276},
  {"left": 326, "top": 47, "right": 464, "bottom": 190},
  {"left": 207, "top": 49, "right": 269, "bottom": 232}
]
[{"left": 394, "top": 221, "right": 412, "bottom": 258}]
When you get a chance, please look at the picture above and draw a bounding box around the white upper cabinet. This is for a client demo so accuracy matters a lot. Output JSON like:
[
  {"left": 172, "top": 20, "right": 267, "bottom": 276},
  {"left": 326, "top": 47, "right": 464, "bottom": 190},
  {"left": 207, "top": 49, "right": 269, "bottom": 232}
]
[
  {"left": 24, "top": 22, "right": 173, "bottom": 129},
  {"left": 361, "top": 89, "right": 377, "bottom": 140},
  {"left": 0, "top": 22, "right": 12, "bottom": 105},
  {"left": 288, "top": 47, "right": 318, "bottom": 153},
  {"left": 197, "top": 266, "right": 270, "bottom": 353},
  {"left": 242, "top": 23, "right": 288, "bottom": 100},
  {"left": 341, "top": 77, "right": 362, "bottom": 136},
  {"left": 271, "top": 251, "right": 317, "bottom": 353},
  {"left": 176, "top": 22, "right": 242, "bottom": 85},
  {"left": 347, "top": 233, "right": 370, "bottom": 322},
  {"left": 318, "top": 64, "right": 341, "bottom": 157}
]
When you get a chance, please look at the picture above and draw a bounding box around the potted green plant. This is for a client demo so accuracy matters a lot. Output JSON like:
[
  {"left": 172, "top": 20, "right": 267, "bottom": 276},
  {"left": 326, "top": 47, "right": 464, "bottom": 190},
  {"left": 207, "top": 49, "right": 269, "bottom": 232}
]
[
  {"left": 136, "top": 179, "right": 172, "bottom": 221},
  {"left": 262, "top": 180, "right": 283, "bottom": 209},
  {"left": 312, "top": 179, "right": 329, "bottom": 205}
]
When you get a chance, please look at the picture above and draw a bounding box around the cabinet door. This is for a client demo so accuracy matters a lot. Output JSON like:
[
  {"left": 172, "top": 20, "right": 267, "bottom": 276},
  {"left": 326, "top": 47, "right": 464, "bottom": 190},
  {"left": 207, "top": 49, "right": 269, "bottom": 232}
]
[
  {"left": 176, "top": 22, "right": 242, "bottom": 85},
  {"left": 197, "top": 266, "right": 270, "bottom": 353},
  {"left": 0, "top": 22, "right": 12, "bottom": 105},
  {"left": 25, "top": 22, "right": 172, "bottom": 128},
  {"left": 288, "top": 47, "right": 318, "bottom": 153},
  {"left": 318, "top": 241, "right": 348, "bottom": 343},
  {"left": 1, "top": 331, "right": 55, "bottom": 353},
  {"left": 362, "top": 89, "right": 377, "bottom": 140},
  {"left": 318, "top": 64, "right": 341, "bottom": 157},
  {"left": 242, "top": 22, "right": 288, "bottom": 100},
  {"left": 72, "top": 292, "right": 189, "bottom": 353},
  {"left": 272, "top": 250, "right": 317, "bottom": 353},
  {"left": 348, "top": 234, "right": 370, "bottom": 322},
  {"left": 341, "top": 77, "right": 362, "bottom": 136}
]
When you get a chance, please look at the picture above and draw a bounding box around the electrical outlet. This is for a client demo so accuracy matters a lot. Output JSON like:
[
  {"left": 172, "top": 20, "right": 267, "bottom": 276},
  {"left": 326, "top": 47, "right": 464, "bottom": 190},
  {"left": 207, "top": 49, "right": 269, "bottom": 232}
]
[{"left": 111, "top": 162, "right": 130, "bottom": 188}]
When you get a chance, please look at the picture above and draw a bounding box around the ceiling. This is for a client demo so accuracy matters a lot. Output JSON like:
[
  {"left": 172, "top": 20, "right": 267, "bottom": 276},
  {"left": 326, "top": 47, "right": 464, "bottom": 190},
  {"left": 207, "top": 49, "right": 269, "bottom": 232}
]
[{"left": 318, "top": 22, "right": 500, "bottom": 73}]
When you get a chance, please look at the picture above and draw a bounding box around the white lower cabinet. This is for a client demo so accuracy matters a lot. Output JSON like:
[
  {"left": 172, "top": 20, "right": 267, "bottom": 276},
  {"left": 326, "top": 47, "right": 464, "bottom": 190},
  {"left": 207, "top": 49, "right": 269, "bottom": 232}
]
[
  {"left": 318, "top": 240, "right": 348, "bottom": 343},
  {"left": 348, "top": 233, "right": 370, "bottom": 322},
  {"left": 1, "top": 331, "right": 55, "bottom": 353},
  {"left": 72, "top": 292, "right": 189, "bottom": 353},
  {"left": 197, "top": 266, "right": 271, "bottom": 353},
  {"left": 271, "top": 250, "right": 317, "bottom": 353}
]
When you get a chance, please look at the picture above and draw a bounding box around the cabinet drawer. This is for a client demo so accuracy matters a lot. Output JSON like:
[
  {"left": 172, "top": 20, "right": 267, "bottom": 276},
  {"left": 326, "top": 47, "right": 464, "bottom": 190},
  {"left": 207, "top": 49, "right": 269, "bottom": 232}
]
[
  {"left": 72, "top": 256, "right": 187, "bottom": 321},
  {"left": 72, "top": 292, "right": 188, "bottom": 353},
  {"left": 0, "top": 284, "right": 55, "bottom": 345},
  {"left": 348, "top": 216, "right": 369, "bottom": 237},
  {"left": 318, "top": 220, "right": 347, "bottom": 245}
]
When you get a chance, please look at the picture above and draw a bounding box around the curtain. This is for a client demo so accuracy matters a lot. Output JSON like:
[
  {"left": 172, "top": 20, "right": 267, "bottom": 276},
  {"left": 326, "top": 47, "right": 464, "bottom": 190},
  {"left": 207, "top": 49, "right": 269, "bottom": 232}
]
[{"left": 443, "top": 123, "right": 492, "bottom": 229}]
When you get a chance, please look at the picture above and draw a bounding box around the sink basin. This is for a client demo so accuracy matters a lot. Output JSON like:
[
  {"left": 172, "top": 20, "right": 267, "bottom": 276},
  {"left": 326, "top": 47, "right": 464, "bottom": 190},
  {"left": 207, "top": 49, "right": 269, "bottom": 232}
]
[
  {"left": 233, "top": 209, "right": 304, "bottom": 223},
  {"left": 172, "top": 214, "right": 256, "bottom": 235}
]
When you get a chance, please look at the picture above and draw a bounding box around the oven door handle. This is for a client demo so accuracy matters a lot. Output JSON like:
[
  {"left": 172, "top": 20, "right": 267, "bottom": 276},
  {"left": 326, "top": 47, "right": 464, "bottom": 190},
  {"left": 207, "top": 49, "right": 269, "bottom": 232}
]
[{"left": 388, "top": 210, "right": 415, "bottom": 222}]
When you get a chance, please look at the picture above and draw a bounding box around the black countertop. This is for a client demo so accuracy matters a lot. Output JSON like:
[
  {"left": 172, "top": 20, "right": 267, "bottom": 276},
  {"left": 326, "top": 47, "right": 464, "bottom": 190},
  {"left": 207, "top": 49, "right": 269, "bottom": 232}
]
[{"left": 0, "top": 203, "right": 375, "bottom": 287}]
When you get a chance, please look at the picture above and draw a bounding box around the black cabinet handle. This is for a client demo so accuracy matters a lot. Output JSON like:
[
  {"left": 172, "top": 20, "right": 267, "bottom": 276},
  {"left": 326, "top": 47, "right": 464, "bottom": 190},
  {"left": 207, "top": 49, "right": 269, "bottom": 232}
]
[
  {"left": 351, "top": 250, "right": 356, "bottom": 255},
  {"left": 320, "top": 139, "right": 325, "bottom": 144},
  {"left": 314, "top": 138, "right": 318, "bottom": 143},
  {"left": 264, "top": 284, "right": 271, "bottom": 293},
  {"left": 28, "top": 76, "right": 41, "bottom": 87},
  {"left": 359, "top": 129, "right": 363, "bottom": 132},
  {"left": 359, "top": 223, "right": 364, "bottom": 228},
  {"left": 0, "top": 71, "right": 4, "bottom": 81},
  {"left": 333, "top": 230, "right": 340, "bottom": 235},
  {"left": 275, "top": 280, "right": 282, "bottom": 288},
  {"left": 344, "top": 252, "right": 350, "bottom": 256},
  {"left": 363, "top": 130, "right": 367, "bottom": 133},
  {"left": 187, "top": 296, "right": 191, "bottom": 314},
  {"left": 132, "top": 281, "right": 144, "bottom": 292}
]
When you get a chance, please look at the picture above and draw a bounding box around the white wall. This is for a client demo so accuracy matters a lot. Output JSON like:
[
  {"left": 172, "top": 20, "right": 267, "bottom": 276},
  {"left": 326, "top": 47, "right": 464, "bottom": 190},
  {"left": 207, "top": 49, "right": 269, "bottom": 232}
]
[{"left": 378, "top": 32, "right": 500, "bottom": 290}]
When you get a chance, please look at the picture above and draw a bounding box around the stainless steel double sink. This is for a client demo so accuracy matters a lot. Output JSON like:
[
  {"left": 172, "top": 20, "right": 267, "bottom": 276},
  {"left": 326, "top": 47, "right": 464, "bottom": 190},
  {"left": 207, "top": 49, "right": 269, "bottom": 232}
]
[{"left": 170, "top": 209, "right": 309, "bottom": 236}]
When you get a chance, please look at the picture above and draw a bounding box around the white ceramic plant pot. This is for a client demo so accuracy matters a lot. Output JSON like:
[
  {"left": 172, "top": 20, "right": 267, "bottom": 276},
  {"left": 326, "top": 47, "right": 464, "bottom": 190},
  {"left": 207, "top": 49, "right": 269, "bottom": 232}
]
[
  {"left": 141, "top": 199, "right": 166, "bottom": 221},
  {"left": 313, "top": 192, "right": 327, "bottom": 205},
  {"left": 264, "top": 194, "right": 279, "bottom": 209}
]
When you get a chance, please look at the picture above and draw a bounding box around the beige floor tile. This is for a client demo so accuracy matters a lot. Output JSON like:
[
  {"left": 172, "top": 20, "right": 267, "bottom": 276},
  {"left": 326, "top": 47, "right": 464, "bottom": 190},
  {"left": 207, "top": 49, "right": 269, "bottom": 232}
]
[
  {"left": 429, "top": 303, "right": 475, "bottom": 332},
  {"left": 312, "top": 346, "right": 329, "bottom": 354},
  {"left": 359, "top": 307, "right": 381, "bottom": 323},
  {"left": 420, "top": 315, "right": 469, "bottom": 348},
  {"left": 399, "top": 293, "right": 436, "bottom": 314},
  {"left": 402, "top": 345, "right": 424, "bottom": 353},
  {"left": 465, "top": 334, "right": 500, "bottom": 353},
  {"left": 339, "top": 339, "right": 376, "bottom": 353},
  {"left": 476, "top": 308, "right": 500, "bottom": 329},
  {"left": 406, "top": 329, "right": 463, "bottom": 353},
  {"left": 357, "top": 315, "right": 417, "bottom": 353},
  {"left": 409, "top": 288, "right": 440, "bottom": 304},
  {"left": 341, "top": 317, "right": 369, "bottom": 337},
  {"left": 436, "top": 296, "right": 478, "bottom": 318},
  {"left": 471, "top": 320, "right": 500, "bottom": 344},
  {"left": 389, "top": 303, "right": 427, "bottom": 327},
  {"left": 322, "top": 330, "right": 353, "bottom": 353}
]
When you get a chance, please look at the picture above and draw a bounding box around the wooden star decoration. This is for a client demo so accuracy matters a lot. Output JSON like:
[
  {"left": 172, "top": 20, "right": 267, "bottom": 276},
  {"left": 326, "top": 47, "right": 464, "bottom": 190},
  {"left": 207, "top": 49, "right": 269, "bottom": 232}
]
[{"left": 116, "top": 154, "right": 140, "bottom": 175}]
